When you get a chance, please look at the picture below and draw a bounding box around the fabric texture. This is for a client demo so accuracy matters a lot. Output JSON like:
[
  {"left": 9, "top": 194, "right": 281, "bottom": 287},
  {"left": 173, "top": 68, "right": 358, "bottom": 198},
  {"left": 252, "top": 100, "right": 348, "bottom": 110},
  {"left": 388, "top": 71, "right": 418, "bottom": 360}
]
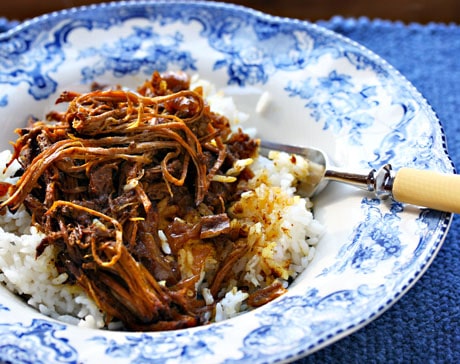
[
  {"left": 300, "top": 16, "right": 460, "bottom": 364},
  {"left": 1, "top": 14, "right": 459, "bottom": 364}
]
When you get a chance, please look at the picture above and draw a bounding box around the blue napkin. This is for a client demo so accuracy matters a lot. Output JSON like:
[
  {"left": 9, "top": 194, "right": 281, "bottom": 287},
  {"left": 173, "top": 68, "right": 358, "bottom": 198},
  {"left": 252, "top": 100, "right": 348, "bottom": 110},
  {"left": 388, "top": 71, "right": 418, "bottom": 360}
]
[
  {"left": 299, "top": 16, "right": 460, "bottom": 364},
  {"left": 1, "top": 15, "right": 459, "bottom": 364},
  {"left": 0, "top": 18, "right": 18, "bottom": 33}
]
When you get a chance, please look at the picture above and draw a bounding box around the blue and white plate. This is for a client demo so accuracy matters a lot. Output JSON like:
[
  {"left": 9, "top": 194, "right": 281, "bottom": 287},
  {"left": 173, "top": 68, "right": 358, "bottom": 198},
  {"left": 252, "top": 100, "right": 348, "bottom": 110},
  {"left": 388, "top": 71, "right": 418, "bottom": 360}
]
[{"left": 0, "top": 1, "right": 453, "bottom": 363}]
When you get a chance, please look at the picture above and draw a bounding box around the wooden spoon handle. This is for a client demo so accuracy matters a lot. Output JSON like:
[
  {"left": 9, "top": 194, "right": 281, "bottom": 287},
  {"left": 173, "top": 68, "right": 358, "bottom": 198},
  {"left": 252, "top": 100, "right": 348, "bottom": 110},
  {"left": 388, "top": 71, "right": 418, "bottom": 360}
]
[{"left": 392, "top": 167, "right": 460, "bottom": 214}]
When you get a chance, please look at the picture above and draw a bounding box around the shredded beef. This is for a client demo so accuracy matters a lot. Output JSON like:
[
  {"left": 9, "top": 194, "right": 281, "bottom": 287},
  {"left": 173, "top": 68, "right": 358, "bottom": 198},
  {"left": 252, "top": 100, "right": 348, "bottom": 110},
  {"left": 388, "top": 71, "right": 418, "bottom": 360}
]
[{"left": 0, "top": 71, "right": 264, "bottom": 331}]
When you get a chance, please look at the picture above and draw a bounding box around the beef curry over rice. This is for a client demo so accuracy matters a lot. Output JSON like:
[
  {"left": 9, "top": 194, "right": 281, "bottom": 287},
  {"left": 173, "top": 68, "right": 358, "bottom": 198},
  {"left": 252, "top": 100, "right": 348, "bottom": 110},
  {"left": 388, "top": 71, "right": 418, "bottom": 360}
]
[{"left": 0, "top": 71, "right": 294, "bottom": 331}]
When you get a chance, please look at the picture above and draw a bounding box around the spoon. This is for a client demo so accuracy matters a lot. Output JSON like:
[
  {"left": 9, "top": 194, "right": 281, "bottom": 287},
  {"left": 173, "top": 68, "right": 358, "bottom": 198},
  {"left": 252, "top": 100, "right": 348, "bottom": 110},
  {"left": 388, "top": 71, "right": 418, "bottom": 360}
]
[{"left": 259, "top": 140, "right": 460, "bottom": 214}]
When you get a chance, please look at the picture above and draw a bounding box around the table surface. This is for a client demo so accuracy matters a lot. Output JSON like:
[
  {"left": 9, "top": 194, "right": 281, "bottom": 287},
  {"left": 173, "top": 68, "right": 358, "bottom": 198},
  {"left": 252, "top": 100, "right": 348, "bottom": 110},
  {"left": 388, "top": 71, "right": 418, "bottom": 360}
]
[{"left": 1, "top": 2, "right": 459, "bottom": 363}]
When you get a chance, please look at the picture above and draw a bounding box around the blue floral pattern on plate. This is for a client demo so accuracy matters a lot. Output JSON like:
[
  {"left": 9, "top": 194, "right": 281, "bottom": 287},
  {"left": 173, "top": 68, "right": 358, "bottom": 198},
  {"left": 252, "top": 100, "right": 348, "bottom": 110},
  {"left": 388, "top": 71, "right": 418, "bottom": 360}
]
[
  {"left": 0, "top": 319, "right": 78, "bottom": 364},
  {"left": 78, "top": 25, "right": 197, "bottom": 82},
  {"left": 0, "top": 2, "right": 453, "bottom": 363},
  {"left": 320, "top": 198, "right": 405, "bottom": 275},
  {"left": 285, "top": 71, "right": 379, "bottom": 144}
]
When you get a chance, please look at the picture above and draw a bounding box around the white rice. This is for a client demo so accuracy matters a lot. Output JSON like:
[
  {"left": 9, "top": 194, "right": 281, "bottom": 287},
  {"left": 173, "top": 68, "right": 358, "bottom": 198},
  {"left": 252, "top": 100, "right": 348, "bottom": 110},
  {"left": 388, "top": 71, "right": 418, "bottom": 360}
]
[{"left": 0, "top": 78, "right": 324, "bottom": 329}]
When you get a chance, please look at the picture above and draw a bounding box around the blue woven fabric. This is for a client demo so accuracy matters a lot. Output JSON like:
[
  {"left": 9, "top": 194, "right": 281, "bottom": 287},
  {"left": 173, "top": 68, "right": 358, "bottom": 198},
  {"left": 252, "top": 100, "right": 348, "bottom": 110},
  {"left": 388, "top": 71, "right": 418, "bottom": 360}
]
[
  {"left": 299, "top": 16, "right": 460, "bottom": 364},
  {"left": 0, "top": 18, "right": 18, "bottom": 33},
  {"left": 1, "top": 15, "right": 459, "bottom": 364}
]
